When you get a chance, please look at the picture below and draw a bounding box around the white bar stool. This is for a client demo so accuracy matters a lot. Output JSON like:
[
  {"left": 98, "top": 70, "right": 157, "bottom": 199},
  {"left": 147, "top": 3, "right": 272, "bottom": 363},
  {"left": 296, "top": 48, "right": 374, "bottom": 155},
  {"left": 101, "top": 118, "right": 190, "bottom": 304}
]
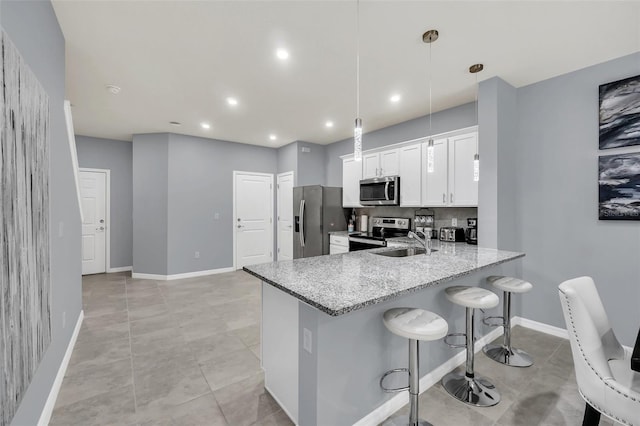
[
  {"left": 482, "top": 276, "right": 534, "bottom": 367},
  {"left": 380, "top": 308, "right": 448, "bottom": 426},
  {"left": 442, "top": 286, "right": 501, "bottom": 407}
]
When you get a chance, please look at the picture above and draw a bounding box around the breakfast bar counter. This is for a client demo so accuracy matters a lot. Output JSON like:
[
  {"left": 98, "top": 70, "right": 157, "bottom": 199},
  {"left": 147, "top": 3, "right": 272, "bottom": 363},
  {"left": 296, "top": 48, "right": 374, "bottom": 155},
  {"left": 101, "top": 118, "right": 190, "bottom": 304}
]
[{"left": 244, "top": 243, "right": 525, "bottom": 426}]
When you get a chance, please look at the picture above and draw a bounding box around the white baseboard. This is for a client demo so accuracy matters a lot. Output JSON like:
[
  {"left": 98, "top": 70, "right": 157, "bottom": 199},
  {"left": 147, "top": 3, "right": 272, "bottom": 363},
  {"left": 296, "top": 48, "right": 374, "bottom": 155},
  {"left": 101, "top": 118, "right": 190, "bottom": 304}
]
[
  {"left": 107, "top": 265, "right": 132, "bottom": 273},
  {"left": 131, "top": 267, "right": 235, "bottom": 281},
  {"left": 38, "top": 310, "right": 84, "bottom": 426},
  {"left": 353, "top": 326, "right": 504, "bottom": 426},
  {"left": 511, "top": 316, "right": 569, "bottom": 339}
]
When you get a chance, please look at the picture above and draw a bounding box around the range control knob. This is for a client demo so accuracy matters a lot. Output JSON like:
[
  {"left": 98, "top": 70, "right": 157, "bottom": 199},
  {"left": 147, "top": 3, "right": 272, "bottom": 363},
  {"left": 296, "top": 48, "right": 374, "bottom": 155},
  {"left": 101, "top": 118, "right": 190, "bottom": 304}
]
[{"left": 398, "top": 220, "right": 405, "bottom": 225}]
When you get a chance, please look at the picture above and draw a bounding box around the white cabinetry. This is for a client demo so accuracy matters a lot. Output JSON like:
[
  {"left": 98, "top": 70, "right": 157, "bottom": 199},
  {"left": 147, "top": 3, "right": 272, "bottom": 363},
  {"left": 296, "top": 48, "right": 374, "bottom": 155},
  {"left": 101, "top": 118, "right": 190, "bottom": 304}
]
[
  {"left": 342, "top": 157, "right": 362, "bottom": 207},
  {"left": 362, "top": 149, "right": 399, "bottom": 179},
  {"left": 399, "top": 144, "right": 422, "bottom": 207},
  {"left": 329, "top": 234, "right": 349, "bottom": 254},
  {"left": 422, "top": 132, "right": 478, "bottom": 207},
  {"left": 448, "top": 133, "right": 478, "bottom": 206},
  {"left": 422, "top": 138, "right": 448, "bottom": 206}
]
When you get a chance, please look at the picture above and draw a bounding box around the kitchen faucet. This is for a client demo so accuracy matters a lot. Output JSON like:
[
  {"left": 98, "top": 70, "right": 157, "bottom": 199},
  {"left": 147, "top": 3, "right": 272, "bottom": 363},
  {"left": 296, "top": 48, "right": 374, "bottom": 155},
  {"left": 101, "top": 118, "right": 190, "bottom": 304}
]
[{"left": 408, "top": 230, "right": 431, "bottom": 254}]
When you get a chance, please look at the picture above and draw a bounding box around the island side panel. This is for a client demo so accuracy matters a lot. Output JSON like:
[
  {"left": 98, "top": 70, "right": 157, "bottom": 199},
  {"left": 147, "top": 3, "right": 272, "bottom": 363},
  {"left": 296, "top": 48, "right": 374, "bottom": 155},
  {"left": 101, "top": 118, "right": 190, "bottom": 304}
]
[
  {"left": 312, "top": 262, "right": 518, "bottom": 426},
  {"left": 262, "top": 282, "right": 299, "bottom": 423}
]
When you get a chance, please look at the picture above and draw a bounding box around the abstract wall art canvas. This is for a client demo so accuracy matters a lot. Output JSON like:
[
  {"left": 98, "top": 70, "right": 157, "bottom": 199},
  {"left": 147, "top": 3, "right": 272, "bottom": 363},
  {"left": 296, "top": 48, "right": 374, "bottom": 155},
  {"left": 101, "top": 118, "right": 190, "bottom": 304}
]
[
  {"left": 599, "top": 74, "right": 640, "bottom": 149},
  {"left": 599, "top": 152, "right": 640, "bottom": 220},
  {"left": 0, "top": 30, "right": 52, "bottom": 426}
]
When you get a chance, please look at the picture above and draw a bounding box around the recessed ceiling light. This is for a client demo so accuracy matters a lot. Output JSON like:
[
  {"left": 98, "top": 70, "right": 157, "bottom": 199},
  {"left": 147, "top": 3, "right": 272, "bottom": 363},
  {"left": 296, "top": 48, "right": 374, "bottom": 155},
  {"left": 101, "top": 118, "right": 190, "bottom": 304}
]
[
  {"left": 106, "top": 84, "right": 121, "bottom": 95},
  {"left": 169, "top": 121, "right": 181, "bottom": 126},
  {"left": 269, "top": 134, "right": 277, "bottom": 141},
  {"left": 226, "top": 97, "right": 238, "bottom": 106},
  {"left": 325, "top": 121, "right": 334, "bottom": 128},
  {"left": 276, "top": 48, "right": 289, "bottom": 60},
  {"left": 200, "top": 122, "right": 211, "bottom": 130},
  {"left": 390, "top": 94, "right": 401, "bottom": 103}
]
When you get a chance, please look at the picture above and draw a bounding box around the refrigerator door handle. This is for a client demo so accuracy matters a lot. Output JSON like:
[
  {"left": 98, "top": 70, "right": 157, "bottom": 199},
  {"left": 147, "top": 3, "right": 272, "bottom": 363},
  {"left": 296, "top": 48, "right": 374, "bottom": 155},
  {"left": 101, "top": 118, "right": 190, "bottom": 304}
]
[{"left": 299, "top": 199, "right": 306, "bottom": 247}]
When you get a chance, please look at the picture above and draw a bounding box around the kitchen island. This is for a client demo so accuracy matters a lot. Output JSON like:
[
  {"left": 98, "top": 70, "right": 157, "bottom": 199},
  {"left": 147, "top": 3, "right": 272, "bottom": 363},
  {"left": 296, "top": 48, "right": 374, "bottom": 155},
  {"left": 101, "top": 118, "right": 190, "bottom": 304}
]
[{"left": 244, "top": 241, "right": 524, "bottom": 426}]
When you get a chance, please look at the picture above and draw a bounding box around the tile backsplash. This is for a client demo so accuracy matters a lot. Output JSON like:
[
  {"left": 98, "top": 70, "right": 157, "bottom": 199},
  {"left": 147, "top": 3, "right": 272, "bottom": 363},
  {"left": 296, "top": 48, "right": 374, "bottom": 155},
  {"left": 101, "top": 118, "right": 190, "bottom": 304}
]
[{"left": 351, "top": 206, "right": 477, "bottom": 232}]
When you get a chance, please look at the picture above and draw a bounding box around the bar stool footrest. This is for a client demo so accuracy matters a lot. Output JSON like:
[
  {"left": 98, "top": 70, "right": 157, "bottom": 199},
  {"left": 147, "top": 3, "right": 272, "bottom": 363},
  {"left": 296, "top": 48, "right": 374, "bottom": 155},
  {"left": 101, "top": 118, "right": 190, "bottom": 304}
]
[
  {"left": 444, "top": 332, "right": 471, "bottom": 348},
  {"left": 380, "top": 368, "right": 410, "bottom": 393},
  {"left": 482, "top": 315, "right": 505, "bottom": 327}
]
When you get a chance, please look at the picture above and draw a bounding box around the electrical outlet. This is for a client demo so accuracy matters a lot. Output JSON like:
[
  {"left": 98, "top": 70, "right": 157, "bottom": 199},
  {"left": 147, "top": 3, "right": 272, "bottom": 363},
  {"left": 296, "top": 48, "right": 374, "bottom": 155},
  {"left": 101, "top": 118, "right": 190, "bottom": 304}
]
[
  {"left": 194, "top": 251, "right": 200, "bottom": 259},
  {"left": 62, "top": 311, "right": 66, "bottom": 329},
  {"left": 303, "top": 328, "right": 313, "bottom": 353},
  {"left": 214, "top": 213, "right": 220, "bottom": 220},
  {"left": 451, "top": 218, "right": 457, "bottom": 227}
]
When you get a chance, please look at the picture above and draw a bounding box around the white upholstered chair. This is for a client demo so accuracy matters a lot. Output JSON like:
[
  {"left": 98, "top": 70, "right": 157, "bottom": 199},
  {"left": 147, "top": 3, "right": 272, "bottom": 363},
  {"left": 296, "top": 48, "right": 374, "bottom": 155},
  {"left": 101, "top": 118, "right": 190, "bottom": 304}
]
[{"left": 558, "top": 276, "right": 640, "bottom": 425}]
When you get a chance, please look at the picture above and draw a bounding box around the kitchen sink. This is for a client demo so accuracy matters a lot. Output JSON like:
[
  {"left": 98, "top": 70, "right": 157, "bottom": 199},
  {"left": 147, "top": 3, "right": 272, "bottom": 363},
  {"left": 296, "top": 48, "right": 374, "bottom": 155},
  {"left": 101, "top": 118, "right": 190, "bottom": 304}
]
[{"left": 374, "top": 247, "right": 438, "bottom": 257}]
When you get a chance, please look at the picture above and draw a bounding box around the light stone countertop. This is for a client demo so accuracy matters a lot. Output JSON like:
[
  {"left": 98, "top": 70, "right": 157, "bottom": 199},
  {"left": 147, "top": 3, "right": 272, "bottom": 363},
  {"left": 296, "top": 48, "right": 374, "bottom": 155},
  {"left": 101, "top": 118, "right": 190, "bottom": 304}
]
[{"left": 244, "top": 240, "right": 524, "bottom": 317}]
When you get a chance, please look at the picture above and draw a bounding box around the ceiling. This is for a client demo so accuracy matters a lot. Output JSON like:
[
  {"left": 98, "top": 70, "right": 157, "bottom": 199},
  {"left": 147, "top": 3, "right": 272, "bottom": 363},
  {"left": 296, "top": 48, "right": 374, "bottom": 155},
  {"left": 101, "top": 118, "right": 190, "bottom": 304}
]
[{"left": 52, "top": 1, "right": 640, "bottom": 148}]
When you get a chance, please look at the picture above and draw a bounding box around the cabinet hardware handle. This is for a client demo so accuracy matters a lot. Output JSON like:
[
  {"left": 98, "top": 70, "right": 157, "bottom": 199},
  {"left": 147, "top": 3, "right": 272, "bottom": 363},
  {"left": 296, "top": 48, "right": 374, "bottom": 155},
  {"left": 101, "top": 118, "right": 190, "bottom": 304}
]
[
  {"left": 442, "top": 193, "right": 445, "bottom": 203},
  {"left": 450, "top": 193, "right": 454, "bottom": 203}
]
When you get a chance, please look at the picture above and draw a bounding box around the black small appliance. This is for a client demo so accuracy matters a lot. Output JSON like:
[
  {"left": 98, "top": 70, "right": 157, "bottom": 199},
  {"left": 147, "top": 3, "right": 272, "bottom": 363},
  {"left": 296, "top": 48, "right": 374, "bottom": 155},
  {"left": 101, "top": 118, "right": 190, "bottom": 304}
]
[{"left": 465, "top": 218, "right": 478, "bottom": 245}]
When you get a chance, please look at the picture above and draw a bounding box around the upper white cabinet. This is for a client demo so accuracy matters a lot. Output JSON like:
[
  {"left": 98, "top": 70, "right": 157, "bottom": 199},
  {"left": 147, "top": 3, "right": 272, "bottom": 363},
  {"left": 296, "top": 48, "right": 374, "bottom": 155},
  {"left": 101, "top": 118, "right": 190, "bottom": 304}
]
[
  {"left": 362, "top": 149, "right": 399, "bottom": 179},
  {"left": 342, "top": 157, "right": 362, "bottom": 207},
  {"left": 422, "top": 138, "right": 448, "bottom": 206},
  {"left": 341, "top": 127, "right": 478, "bottom": 208},
  {"left": 422, "top": 132, "right": 478, "bottom": 207},
  {"left": 399, "top": 144, "right": 422, "bottom": 207},
  {"left": 448, "top": 132, "right": 478, "bottom": 206}
]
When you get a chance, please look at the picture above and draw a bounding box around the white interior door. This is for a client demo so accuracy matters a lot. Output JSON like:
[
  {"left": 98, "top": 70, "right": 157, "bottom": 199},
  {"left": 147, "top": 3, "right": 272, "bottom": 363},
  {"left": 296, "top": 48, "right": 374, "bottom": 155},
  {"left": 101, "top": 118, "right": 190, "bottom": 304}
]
[
  {"left": 277, "top": 172, "right": 294, "bottom": 261},
  {"left": 234, "top": 172, "right": 274, "bottom": 269},
  {"left": 80, "top": 170, "right": 107, "bottom": 275}
]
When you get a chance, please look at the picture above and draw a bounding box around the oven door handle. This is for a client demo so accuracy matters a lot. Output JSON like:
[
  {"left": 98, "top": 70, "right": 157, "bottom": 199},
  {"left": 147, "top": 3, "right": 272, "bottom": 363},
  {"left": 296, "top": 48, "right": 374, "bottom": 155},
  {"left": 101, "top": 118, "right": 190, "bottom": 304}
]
[
  {"left": 299, "top": 199, "right": 306, "bottom": 248},
  {"left": 384, "top": 182, "right": 390, "bottom": 201}
]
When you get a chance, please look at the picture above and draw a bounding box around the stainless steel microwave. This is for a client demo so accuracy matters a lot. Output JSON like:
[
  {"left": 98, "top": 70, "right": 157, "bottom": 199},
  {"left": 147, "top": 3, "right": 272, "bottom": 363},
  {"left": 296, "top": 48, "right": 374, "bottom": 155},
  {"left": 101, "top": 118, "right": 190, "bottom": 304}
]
[{"left": 359, "top": 176, "right": 400, "bottom": 205}]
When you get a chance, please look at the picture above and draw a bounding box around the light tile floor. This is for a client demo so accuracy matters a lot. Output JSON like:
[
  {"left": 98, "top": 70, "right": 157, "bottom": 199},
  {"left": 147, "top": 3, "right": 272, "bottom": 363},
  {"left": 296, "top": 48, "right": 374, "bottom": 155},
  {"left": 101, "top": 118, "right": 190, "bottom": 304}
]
[{"left": 51, "top": 270, "right": 614, "bottom": 426}]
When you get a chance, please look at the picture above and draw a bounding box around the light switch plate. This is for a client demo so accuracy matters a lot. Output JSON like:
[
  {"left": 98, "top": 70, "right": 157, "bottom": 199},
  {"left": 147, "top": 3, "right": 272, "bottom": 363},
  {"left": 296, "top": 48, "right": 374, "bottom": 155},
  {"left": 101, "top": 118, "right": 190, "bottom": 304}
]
[
  {"left": 303, "top": 328, "right": 312, "bottom": 353},
  {"left": 451, "top": 218, "right": 457, "bottom": 227}
]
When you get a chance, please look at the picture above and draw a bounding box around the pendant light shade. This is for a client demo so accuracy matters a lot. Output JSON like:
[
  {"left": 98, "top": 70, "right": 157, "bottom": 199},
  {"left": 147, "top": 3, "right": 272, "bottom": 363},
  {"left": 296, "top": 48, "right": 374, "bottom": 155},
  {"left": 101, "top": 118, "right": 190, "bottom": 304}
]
[
  {"left": 427, "top": 139, "right": 435, "bottom": 173},
  {"left": 423, "top": 29, "right": 438, "bottom": 173},
  {"left": 470, "top": 63, "right": 483, "bottom": 182},
  {"left": 354, "top": 118, "right": 363, "bottom": 161}
]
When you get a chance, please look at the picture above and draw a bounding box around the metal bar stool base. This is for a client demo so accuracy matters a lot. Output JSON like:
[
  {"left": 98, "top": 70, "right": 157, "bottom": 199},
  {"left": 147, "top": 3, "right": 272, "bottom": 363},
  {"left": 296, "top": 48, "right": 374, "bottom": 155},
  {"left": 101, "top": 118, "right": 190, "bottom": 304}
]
[
  {"left": 381, "top": 415, "right": 433, "bottom": 426},
  {"left": 483, "top": 344, "right": 533, "bottom": 367},
  {"left": 442, "top": 373, "right": 501, "bottom": 407}
]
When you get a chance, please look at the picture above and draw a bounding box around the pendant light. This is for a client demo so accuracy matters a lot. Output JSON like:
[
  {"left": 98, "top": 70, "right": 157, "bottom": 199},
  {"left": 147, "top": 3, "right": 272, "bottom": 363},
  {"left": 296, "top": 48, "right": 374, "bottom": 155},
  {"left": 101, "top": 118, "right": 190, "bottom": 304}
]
[
  {"left": 353, "top": 0, "right": 363, "bottom": 161},
  {"left": 470, "top": 63, "right": 483, "bottom": 182},
  {"left": 423, "top": 30, "right": 439, "bottom": 173}
]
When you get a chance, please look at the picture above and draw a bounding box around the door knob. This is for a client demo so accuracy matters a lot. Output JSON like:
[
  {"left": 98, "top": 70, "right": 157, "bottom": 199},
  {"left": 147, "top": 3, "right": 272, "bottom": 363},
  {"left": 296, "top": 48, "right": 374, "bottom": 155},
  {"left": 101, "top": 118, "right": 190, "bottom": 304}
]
[
  {"left": 237, "top": 225, "right": 244, "bottom": 229},
  {"left": 96, "top": 226, "right": 104, "bottom": 231},
  {"left": 237, "top": 218, "right": 241, "bottom": 222},
  {"left": 99, "top": 219, "right": 104, "bottom": 223}
]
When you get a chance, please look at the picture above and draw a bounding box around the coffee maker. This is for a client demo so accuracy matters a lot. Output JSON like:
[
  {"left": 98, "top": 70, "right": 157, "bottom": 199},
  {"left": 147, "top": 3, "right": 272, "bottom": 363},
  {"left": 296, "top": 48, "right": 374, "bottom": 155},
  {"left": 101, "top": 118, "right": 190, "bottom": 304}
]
[{"left": 465, "top": 218, "right": 477, "bottom": 245}]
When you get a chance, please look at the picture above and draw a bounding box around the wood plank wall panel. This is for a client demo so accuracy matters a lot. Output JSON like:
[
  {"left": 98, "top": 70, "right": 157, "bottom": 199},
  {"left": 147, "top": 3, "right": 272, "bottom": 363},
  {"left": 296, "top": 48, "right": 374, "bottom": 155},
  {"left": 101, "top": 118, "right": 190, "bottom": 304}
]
[{"left": 0, "top": 29, "right": 52, "bottom": 426}]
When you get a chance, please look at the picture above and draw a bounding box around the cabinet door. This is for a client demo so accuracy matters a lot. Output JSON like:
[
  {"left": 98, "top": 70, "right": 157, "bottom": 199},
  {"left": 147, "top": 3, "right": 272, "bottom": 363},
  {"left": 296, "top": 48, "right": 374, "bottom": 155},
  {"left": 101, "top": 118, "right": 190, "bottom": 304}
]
[
  {"left": 399, "top": 144, "right": 422, "bottom": 206},
  {"left": 448, "top": 132, "right": 478, "bottom": 206},
  {"left": 379, "top": 149, "right": 399, "bottom": 177},
  {"left": 342, "top": 158, "right": 362, "bottom": 207},
  {"left": 422, "top": 138, "right": 448, "bottom": 206},
  {"left": 362, "top": 153, "right": 380, "bottom": 179}
]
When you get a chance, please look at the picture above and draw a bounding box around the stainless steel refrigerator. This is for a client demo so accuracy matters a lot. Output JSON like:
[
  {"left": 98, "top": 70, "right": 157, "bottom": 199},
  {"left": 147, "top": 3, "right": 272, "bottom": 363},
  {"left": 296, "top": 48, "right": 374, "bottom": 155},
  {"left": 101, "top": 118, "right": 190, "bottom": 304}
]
[{"left": 293, "top": 186, "right": 347, "bottom": 259}]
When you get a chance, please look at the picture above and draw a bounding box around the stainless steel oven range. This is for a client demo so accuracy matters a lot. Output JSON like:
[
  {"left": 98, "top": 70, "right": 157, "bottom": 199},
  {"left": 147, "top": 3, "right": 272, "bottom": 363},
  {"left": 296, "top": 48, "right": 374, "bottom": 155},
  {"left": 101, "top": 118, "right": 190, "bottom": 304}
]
[{"left": 348, "top": 217, "right": 411, "bottom": 251}]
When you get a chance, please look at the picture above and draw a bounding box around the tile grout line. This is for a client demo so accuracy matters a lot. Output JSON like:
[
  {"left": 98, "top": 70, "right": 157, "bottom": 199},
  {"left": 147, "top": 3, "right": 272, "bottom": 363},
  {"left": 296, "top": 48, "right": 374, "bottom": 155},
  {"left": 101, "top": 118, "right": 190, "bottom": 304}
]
[
  {"left": 124, "top": 273, "right": 140, "bottom": 419},
  {"left": 156, "top": 275, "right": 232, "bottom": 426}
]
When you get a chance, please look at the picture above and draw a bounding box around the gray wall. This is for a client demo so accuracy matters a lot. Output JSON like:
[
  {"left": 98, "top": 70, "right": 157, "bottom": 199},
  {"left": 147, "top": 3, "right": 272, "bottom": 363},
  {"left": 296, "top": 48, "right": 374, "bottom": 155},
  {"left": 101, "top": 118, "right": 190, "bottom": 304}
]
[
  {"left": 132, "top": 133, "right": 170, "bottom": 275},
  {"left": 76, "top": 135, "right": 133, "bottom": 268},
  {"left": 324, "top": 102, "right": 477, "bottom": 186},
  {"left": 513, "top": 53, "right": 640, "bottom": 345},
  {"left": 2, "top": 1, "right": 83, "bottom": 425},
  {"left": 296, "top": 141, "right": 326, "bottom": 187},
  {"left": 277, "top": 141, "right": 298, "bottom": 184},
  {"left": 166, "top": 133, "right": 278, "bottom": 275}
]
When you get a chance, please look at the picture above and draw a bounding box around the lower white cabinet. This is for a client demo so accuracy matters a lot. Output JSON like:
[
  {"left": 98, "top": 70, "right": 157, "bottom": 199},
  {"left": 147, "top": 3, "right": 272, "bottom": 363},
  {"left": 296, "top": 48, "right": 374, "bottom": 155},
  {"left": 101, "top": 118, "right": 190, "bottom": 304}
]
[{"left": 329, "top": 234, "right": 349, "bottom": 254}]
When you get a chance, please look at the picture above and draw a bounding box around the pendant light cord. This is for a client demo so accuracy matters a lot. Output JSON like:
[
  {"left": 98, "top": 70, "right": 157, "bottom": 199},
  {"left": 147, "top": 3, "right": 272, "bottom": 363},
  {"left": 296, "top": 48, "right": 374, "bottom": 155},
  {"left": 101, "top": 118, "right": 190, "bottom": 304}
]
[
  {"left": 356, "top": 0, "right": 360, "bottom": 118},
  {"left": 475, "top": 71, "right": 479, "bottom": 153},
  {"left": 429, "top": 39, "right": 432, "bottom": 136}
]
